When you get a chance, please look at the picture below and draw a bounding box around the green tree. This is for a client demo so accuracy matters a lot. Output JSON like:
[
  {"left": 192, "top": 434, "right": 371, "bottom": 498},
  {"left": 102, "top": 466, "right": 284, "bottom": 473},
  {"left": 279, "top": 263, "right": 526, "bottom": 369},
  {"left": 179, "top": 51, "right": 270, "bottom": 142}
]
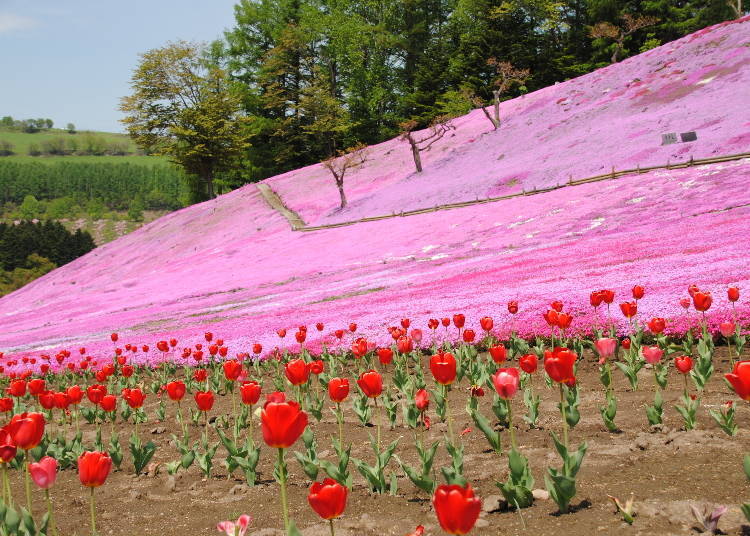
[
  {"left": 127, "top": 196, "right": 145, "bottom": 222},
  {"left": 18, "top": 195, "right": 43, "bottom": 220},
  {"left": 66, "top": 122, "right": 76, "bottom": 134},
  {"left": 120, "top": 41, "right": 252, "bottom": 200}
]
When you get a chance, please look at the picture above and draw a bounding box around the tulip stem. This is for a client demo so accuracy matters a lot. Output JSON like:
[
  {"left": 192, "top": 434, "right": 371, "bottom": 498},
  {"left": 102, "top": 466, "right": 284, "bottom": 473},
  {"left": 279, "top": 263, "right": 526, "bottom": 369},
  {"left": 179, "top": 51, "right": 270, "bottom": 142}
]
[
  {"left": 45, "top": 488, "right": 58, "bottom": 536},
  {"left": 559, "top": 384, "right": 568, "bottom": 451},
  {"left": 329, "top": 519, "right": 335, "bottom": 536},
  {"left": 336, "top": 403, "right": 343, "bottom": 447},
  {"left": 444, "top": 385, "right": 455, "bottom": 448},
  {"left": 374, "top": 398, "right": 381, "bottom": 454},
  {"left": 89, "top": 487, "right": 97, "bottom": 536},
  {"left": 507, "top": 402, "right": 517, "bottom": 452},
  {"left": 232, "top": 388, "right": 238, "bottom": 443},
  {"left": 277, "top": 448, "right": 289, "bottom": 533},
  {"left": 248, "top": 405, "right": 255, "bottom": 448},
  {"left": 24, "top": 450, "right": 32, "bottom": 515},
  {"left": 1, "top": 463, "right": 11, "bottom": 506}
]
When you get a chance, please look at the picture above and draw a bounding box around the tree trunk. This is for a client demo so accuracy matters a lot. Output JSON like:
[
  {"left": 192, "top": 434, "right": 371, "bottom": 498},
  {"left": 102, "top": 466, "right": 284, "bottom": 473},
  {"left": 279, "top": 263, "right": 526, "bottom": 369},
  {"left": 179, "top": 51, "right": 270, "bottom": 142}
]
[
  {"left": 493, "top": 90, "right": 502, "bottom": 128},
  {"left": 337, "top": 181, "right": 347, "bottom": 209},
  {"left": 203, "top": 169, "right": 215, "bottom": 199},
  {"left": 409, "top": 137, "right": 423, "bottom": 173}
]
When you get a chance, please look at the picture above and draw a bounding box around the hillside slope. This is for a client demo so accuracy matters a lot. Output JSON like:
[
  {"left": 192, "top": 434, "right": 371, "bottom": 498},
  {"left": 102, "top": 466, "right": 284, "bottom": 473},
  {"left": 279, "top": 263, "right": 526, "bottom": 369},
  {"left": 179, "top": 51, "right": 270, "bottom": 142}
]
[
  {"left": 268, "top": 16, "right": 750, "bottom": 226},
  {"left": 1, "top": 18, "right": 749, "bottom": 366}
]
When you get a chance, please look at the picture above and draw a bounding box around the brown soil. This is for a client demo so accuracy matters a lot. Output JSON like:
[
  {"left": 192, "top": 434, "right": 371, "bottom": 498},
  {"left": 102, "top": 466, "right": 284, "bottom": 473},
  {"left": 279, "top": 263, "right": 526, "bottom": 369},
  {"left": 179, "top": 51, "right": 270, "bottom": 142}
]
[{"left": 7, "top": 348, "right": 750, "bottom": 536}]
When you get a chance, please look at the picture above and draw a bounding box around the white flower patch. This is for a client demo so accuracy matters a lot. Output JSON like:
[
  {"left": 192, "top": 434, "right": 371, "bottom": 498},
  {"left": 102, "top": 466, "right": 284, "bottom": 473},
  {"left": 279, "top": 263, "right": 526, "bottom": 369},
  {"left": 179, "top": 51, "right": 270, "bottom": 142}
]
[
  {"left": 471, "top": 242, "right": 479, "bottom": 248},
  {"left": 589, "top": 217, "right": 605, "bottom": 229},
  {"left": 547, "top": 208, "right": 562, "bottom": 216},
  {"left": 421, "top": 244, "right": 441, "bottom": 253},
  {"left": 627, "top": 197, "right": 645, "bottom": 204},
  {"left": 696, "top": 76, "right": 716, "bottom": 85},
  {"left": 681, "top": 179, "right": 697, "bottom": 189},
  {"left": 508, "top": 217, "right": 535, "bottom": 229}
]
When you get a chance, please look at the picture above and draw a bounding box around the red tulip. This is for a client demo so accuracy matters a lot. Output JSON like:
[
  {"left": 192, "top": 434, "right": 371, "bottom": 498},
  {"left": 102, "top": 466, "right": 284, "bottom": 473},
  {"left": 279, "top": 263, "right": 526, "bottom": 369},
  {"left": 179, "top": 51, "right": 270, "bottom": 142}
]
[
  {"left": 720, "top": 322, "right": 736, "bottom": 338},
  {"left": 726, "top": 361, "right": 750, "bottom": 401},
  {"left": 428, "top": 318, "right": 439, "bottom": 330},
  {"left": 277, "top": 329, "right": 287, "bottom": 338},
  {"left": 66, "top": 385, "right": 84, "bottom": 405},
  {"left": 675, "top": 355, "right": 693, "bottom": 374},
  {"left": 728, "top": 286, "right": 740, "bottom": 302},
  {"left": 452, "top": 314, "right": 465, "bottom": 329},
  {"left": 308, "top": 478, "right": 348, "bottom": 520},
  {"left": 543, "top": 309, "right": 558, "bottom": 327},
  {"left": 0, "top": 397, "right": 13, "bottom": 412},
  {"left": 462, "top": 329, "right": 475, "bottom": 342},
  {"left": 99, "top": 395, "right": 117, "bottom": 413},
  {"left": 648, "top": 317, "right": 666, "bottom": 334},
  {"left": 377, "top": 347, "right": 394, "bottom": 365},
  {"left": 590, "top": 291, "right": 603, "bottom": 307},
  {"left": 285, "top": 359, "right": 310, "bottom": 386},
  {"left": 239, "top": 381, "right": 262, "bottom": 405},
  {"left": 194, "top": 391, "right": 215, "bottom": 412},
  {"left": 415, "top": 389, "right": 429, "bottom": 411},
  {"left": 544, "top": 347, "right": 577, "bottom": 386},
  {"left": 441, "top": 318, "right": 450, "bottom": 327},
  {"left": 53, "top": 392, "right": 70, "bottom": 410},
  {"left": 8, "top": 379, "right": 26, "bottom": 397},
  {"left": 679, "top": 297, "right": 691, "bottom": 309},
  {"left": 433, "top": 483, "right": 482, "bottom": 535},
  {"left": 261, "top": 395, "right": 308, "bottom": 448},
  {"left": 328, "top": 378, "right": 350, "bottom": 403},
  {"left": 0, "top": 427, "right": 17, "bottom": 462},
  {"left": 29, "top": 456, "right": 58, "bottom": 489},
  {"left": 252, "top": 343, "right": 263, "bottom": 355},
  {"left": 295, "top": 331, "right": 306, "bottom": 344},
  {"left": 507, "top": 301, "right": 518, "bottom": 314},
  {"left": 479, "top": 317, "right": 493, "bottom": 332},
  {"left": 492, "top": 368, "right": 520, "bottom": 399},
  {"left": 397, "top": 336, "right": 414, "bottom": 354},
  {"left": 401, "top": 318, "right": 411, "bottom": 330},
  {"left": 632, "top": 285, "right": 645, "bottom": 300},
  {"left": 688, "top": 284, "right": 700, "bottom": 297},
  {"left": 550, "top": 300, "right": 563, "bottom": 312},
  {"left": 620, "top": 301, "right": 637, "bottom": 318},
  {"left": 642, "top": 346, "right": 663, "bottom": 365},
  {"left": 78, "top": 451, "right": 112, "bottom": 487},
  {"left": 357, "top": 370, "right": 383, "bottom": 398},
  {"left": 488, "top": 345, "right": 507, "bottom": 364},
  {"left": 348, "top": 323, "right": 357, "bottom": 333},
  {"left": 8, "top": 412, "right": 45, "bottom": 450},
  {"left": 693, "top": 291, "right": 712, "bottom": 312},
  {"left": 600, "top": 289, "right": 615, "bottom": 304},
  {"left": 223, "top": 360, "right": 243, "bottom": 381},
  {"left": 87, "top": 384, "right": 107, "bottom": 405},
  {"left": 165, "top": 381, "right": 186, "bottom": 402},
  {"left": 430, "top": 352, "right": 457, "bottom": 385},
  {"left": 28, "top": 379, "right": 46, "bottom": 396},
  {"left": 519, "top": 354, "right": 538, "bottom": 374},
  {"left": 334, "top": 329, "right": 344, "bottom": 340},
  {"left": 316, "top": 323, "right": 324, "bottom": 331},
  {"left": 193, "top": 369, "right": 208, "bottom": 382},
  {"left": 38, "top": 391, "right": 55, "bottom": 410},
  {"left": 556, "top": 313, "right": 572, "bottom": 330},
  {"left": 122, "top": 388, "right": 145, "bottom": 409},
  {"left": 621, "top": 338, "right": 631, "bottom": 350}
]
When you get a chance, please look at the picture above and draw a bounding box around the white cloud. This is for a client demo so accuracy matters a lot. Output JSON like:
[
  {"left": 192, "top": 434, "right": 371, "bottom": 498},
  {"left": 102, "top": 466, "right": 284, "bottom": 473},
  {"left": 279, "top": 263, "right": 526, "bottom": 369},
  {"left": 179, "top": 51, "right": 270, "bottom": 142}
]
[{"left": 0, "top": 12, "right": 37, "bottom": 34}]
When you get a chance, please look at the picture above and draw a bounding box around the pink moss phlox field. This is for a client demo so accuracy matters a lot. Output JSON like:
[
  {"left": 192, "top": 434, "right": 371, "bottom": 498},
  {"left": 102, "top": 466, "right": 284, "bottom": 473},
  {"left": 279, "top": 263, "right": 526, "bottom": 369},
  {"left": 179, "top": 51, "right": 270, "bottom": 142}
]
[
  {"left": 1, "top": 19, "right": 749, "bottom": 374},
  {"left": 267, "top": 15, "right": 750, "bottom": 226}
]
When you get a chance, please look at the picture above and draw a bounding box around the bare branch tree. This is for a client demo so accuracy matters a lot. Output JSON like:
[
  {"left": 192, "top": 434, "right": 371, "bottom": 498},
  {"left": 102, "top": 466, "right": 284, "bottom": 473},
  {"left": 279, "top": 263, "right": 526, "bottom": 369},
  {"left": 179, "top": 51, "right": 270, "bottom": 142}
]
[
  {"left": 322, "top": 143, "right": 369, "bottom": 209},
  {"left": 476, "top": 59, "right": 530, "bottom": 130},
  {"left": 727, "top": 0, "right": 742, "bottom": 18},
  {"left": 399, "top": 115, "right": 456, "bottom": 173},
  {"left": 591, "top": 14, "right": 659, "bottom": 63}
]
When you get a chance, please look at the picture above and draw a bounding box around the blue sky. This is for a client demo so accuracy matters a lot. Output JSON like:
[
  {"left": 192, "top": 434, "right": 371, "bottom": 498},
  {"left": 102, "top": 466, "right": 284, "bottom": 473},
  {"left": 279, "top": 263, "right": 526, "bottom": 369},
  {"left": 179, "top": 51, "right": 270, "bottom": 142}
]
[{"left": 0, "top": 0, "right": 238, "bottom": 132}]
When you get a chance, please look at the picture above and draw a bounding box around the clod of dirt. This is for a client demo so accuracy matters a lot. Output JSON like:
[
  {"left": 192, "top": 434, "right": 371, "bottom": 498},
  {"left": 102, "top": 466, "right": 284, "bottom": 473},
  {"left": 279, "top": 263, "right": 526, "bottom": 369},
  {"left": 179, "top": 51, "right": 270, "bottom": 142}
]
[
  {"left": 532, "top": 488, "right": 550, "bottom": 501},
  {"left": 481, "top": 494, "right": 503, "bottom": 513},
  {"left": 151, "top": 426, "right": 167, "bottom": 434}
]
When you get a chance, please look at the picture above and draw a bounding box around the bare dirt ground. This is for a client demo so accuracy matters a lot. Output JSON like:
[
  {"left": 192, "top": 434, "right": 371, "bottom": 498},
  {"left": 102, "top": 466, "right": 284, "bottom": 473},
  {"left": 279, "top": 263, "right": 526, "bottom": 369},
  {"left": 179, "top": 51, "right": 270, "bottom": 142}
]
[{"left": 8, "top": 347, "right": 750, "bottom": 536}]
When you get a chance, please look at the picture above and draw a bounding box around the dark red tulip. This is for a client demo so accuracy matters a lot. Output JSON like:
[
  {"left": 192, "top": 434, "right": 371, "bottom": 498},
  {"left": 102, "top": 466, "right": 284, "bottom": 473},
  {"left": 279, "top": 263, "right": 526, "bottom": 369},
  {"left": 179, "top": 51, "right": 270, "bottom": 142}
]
[
  {"left": 193, "top": 369, "right": 208, "bottom": 382},
  {"left": 430, "top": 353, "right": 457, "bottom": 385},
  {"left": 357, "top": 370, "right": 383, "bottom": 398},
  {"left": 621, "top": 338, "right": 631, "bottom": 350},
  {"left": 550, "top": 300, "right": 563, "bottom": 312},
  {"left": 240, "top": 381, "right": 262, "bottom": 405},
  {"left": 194, "top": 391, "right": 215, "bottom": 412},
  {"left": 78, "top": 451, "right": 112, "bottom": 488},
  {"left": 632, "top": 285, "right": 645, "bottom": 300},
  {"left": 261, "top": 395, "right": 308, "bottom": 448},
  {"left": 519, "top": 354, "right": 538, "bottom": 374},
  {"left": 433, "top": 483, "right": 482, "bottom": 535},
  {"left": 0, "top": 427, "right": 17, "bottom": 462},
  {"left": 462, "top": 329, "right": 476, "bottom": 342},
  {"left": 334, "top": 329, "right": 344, "bottom": 340},
  {"left": 441, "top": 318, "right": 451, "bottom": 327},
  {"left": 328, "top": 378, "right": 350, "bottom": 403},
  {"left": 507, "top": 301, "right": 518, "bottom": 314},
  {"left": 544, "top": 347, "right": 577, "bottom": 385},
  {"left": 308, "top": 478, "right": 348, "bottom": 520},
  {"left": 110, "top": 333, "right": 118, "bottom": 342},
  {"left": 121, "top": 365, "right": 134, "bottom": 377},
  {"left": 285, "top": 359, "right": 310, "bottom": 386},
  {"left": 428, "top": 318, "right": 439, "bottom": 330},
  {"left": 349, "top": 323, "right": 357, "bottom": 333},
  {"left": 401, "top": 318, "right": 411, "bottom": 330},
  {"left": 600, "top": 289, "right": 615, "bottom": 304}
]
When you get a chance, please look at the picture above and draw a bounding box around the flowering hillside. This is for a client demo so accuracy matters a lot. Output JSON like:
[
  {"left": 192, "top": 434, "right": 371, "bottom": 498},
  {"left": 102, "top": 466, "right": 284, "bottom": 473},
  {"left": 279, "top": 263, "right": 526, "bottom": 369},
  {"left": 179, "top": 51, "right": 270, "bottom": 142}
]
[
  {"left": 1, "top": 18, "right": 750, "bottom": 366},
  {"left": 268, "top": 15, "right": 750, "bottom": 226}
]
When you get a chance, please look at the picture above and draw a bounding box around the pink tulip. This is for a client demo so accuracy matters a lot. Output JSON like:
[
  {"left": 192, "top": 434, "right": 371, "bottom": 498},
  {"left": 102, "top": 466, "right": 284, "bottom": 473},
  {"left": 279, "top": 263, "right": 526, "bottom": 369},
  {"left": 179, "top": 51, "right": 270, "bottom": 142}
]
[
  {"left": 28, "top": 456, "right": 58, "bottom": 489},
  {"left": 492, "top": 368, "right": 520, "bottom": 400},
  {"left": 217, "top": 514, "right": 252, "bottom": 536},
  {"left": 595, "top": 338, "right": 617, "bottom": 363},
  {"left": 641, "top": 346, "right": 663, "bottom": 365},
  {"left": 720, "top": 322, "right": 735, "bottom": 338}
]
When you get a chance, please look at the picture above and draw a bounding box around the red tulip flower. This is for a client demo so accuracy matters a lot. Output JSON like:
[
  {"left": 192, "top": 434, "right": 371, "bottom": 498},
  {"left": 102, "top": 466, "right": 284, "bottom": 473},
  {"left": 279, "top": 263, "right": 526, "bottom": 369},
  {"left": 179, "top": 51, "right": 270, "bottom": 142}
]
[
  {"left": 277, "top": 329, "right": 287, "bottom": 338},
  {"left": 620, "top": 301, "right": 637, "bottom": 318},
  {"left": 519, "top": 354, "right": 538, "bottom": 374},
  {"left": 122, "top": 388, "right": 145, "bottom": 409},
  {"left": 349, "top": 323, "right": 357, "bottom": 333},
  {"left": 110, "top": 333, "right": 118, "bottom": 342},
  {"left": 543, "top": 309, "right": 558, "bottom": 327},
  {"left": 642, "top": 346, "right": 663, "bottom": 365},
  {"left": 479, "top": 317, "right": 493, "bottom": 332},
  {"left": 544, "top": 347, "right": 577, "bottom": 386},
  {"left": 556, "top": 313, "right": 572, "bottom": 330},
  {"left": 99, "top": 395, "right": 117, "bottom": 413},
  {"left": 252, "top": 343, "right": 263, "bottom": 355},
  {"left": 165, "top": 381, "right": 186, "bottom": 402},
  {"left": 726, "top": 361, "right": 750, "bottom": 401},
  {"left": 240, "top": 381, "right": 262, "bottom": 405},
  {"left": 728, "top": 286, "right": 740, "bottom": 302},
  {"left": 397, "top": 336, "right": 414, "bottom": 354},
  {"left": 323, "top": 378, "right": 347, "bottom": 404},
  {"left": 194, "top": 391, "right": 215, "bottom": 412},
  {"left": 590, "top": 291, "right": 603, "bottom": 308},
  {"left": 78, "top": 451, "right": 112, "bottom": 488},
  {"left": 452, "top": 314, "right": 465, "bottom": 329},
  {"left": 193, "top": 369, "right": 208, "bottom": 383},
  {"left": 39, "top": 391, "right": 56, "bottom": 410},
  {"left": 308, "top": 360, "right": 324, "bottom": 375},
  {"left": 594, "top": 338, "right": 617, "bottom": 361},
  {"left": 648, "top": 317, "right": 666, "bottom": 334},
  {"left": 433, "top": 483, "right": 482, "bottom": 535},
  {"left": 29, "top": 456, "right": 57, "bottom": 489},
  {"left": 401, "top": 318, "right": 411, "bottom": 330},
  {"left": 441, "top": 318, "right": 451, "bottom": 327},
  {"left": 8, "top": 412, "right": 45, "bottom": 450},
  {"left": 550, "top": 300, "right": 564, "bottom": 312},
  {"left": 377, "top": 347, "right": 394, "bottom": 365},
  {"left": 8, "top": 379, "right": 26, "bottom": 397},
  {"left": 28, "top": 379, "right": 46, "bottom": 396},
  {"left": 261, "top": 395, "right": 308, "bottom": 448},
  {"left": 86, "top": 384, "right": 107, "bottom": 405},
  {"left": 223, "top": 360, "right": 243, "bottom": 381},
  {"left": 675, "top": 355, "right": 693, "bottom": 374},
  {"left": 357, "top": 370, "right": 383, "bottom": 398},
  {"left": 415, "top": 388, "right": 430, "bottom": 411},
  {"left": 632, "top": 285, "right": 645, "bottom": 300},
  {"left": 285, "top": 358, "right": 310, "bottom": 386},
  {"left": 430, "top": 353, "right": 457, "bottom": 385},
  {"left": 507, "top": 301, "right": 518, "bottom": 314},
  {"left": 295, "top": 330, "right": 306, "bottom": 344},
  {"left": 428, "top": 318, "right": 439, "bottom": 330},
  {"left": 600, "top": 289, "right": 615, "bottom": 304},
  {"left": 492, "top": 368, "right": 520, "bottom": 400},
  {"left": 462, "top": 329, "right": 475, "bottom": 343},
  {"left": 679, "top": 297, "right": 691, "bottom": 310},
  {"left": 308, "top": 478, "right": 348, "bottom": 520},
  {"left": 0, "top": 397, "right": 13, "bottom": 412},
  {"left": 0, "top": 427, "right": 17, "bottom": 463},
  {"left": 488, "top": 345, "right": 507, "bottom": 364},
  {"left": 693, "top": 291, "right": 712, "bottom": 312},
  {"left": 316, "top": 322, "right": 324, "bottom": 331}
]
